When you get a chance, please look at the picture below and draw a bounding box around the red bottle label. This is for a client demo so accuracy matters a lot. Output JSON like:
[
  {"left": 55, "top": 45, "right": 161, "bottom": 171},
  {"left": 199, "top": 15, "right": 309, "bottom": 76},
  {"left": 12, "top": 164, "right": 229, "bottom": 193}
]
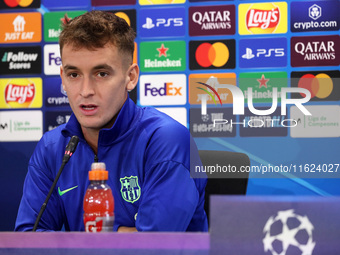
[{"left": 84, "top": 215, "right": 114, "bottom": 232}]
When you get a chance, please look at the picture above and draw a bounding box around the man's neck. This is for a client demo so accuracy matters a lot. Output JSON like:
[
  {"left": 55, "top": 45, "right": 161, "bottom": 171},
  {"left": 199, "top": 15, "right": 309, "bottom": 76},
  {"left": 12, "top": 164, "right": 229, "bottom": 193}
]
[{"left": 82, "top": 127, "right": 99, "bottom": 155}]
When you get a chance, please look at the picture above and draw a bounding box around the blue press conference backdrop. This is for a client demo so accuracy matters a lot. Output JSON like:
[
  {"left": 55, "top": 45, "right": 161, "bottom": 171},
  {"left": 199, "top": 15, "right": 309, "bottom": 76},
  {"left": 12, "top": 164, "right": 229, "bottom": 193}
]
[{"left": 0, "top": 0, "right": 339, "bottom": 231}]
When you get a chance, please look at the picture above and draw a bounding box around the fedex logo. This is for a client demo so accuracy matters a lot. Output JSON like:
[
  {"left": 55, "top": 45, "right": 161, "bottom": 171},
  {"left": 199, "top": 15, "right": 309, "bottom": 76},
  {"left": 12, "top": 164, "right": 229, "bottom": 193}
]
[
  {"left": 145, "top": 82, "right": 182, "bottom": 96},
  {"left": 44, "top": 44, "right": 61, "bottom": 75},
  {"left": 140, "top": 74, "right": 186, "bottom": 106},
  {"left": 49, "top": 52, "right": 61, "bottom": 66}
]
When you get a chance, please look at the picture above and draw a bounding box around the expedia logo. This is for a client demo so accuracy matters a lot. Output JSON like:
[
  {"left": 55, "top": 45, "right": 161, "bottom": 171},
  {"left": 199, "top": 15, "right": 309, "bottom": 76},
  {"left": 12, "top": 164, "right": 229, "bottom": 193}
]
[
  {"left": 189, "top": 40, "right": 235, "bottom": 70},
  {"left": 5, "top": 83, "right": 35, "bottom": 107},
  {"left": 0, "top": 78, "right": 42, "bottom": 109},
  {"left": 239, "top": 2, "right": 287, "bottom": 35},
  {"left": 0, "top": 46, "right": 41, "bottom": 75}
]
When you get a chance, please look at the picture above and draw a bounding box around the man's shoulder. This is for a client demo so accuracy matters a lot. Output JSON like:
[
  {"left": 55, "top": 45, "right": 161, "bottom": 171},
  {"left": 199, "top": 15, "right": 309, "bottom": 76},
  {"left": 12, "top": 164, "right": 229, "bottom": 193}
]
[
  {"left": 139, "top": 107, "right": 188, "bottom": 136},
  {"left": 138, "top": 107, "right": 192, "bottom": 163},
  {"left": 36, "top": 124, "right": 68, "bottom": 151}
]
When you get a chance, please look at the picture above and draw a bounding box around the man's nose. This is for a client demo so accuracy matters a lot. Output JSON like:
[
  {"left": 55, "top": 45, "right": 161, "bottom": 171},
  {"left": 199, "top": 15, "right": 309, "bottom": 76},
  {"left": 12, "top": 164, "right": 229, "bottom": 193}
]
[{"left": 80, "top": 76, "right": 95, "bottom": 97}]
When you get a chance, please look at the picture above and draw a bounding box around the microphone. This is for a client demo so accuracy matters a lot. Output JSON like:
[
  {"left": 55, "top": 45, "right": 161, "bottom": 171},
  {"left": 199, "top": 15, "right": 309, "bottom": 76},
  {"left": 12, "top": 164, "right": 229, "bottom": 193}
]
[{"left": 33, "top": 136, "right": 79, "bottom": 232}]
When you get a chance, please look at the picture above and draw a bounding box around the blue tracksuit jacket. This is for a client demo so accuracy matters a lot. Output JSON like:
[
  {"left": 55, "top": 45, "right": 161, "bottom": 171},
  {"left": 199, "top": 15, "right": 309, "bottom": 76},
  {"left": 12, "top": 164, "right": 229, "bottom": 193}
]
[{"left": 15, "top": 98, "right": 208, "bottom": 232}]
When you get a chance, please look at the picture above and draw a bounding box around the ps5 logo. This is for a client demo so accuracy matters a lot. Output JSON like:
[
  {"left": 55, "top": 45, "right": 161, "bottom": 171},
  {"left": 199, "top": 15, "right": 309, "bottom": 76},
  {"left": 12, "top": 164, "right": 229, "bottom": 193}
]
[
  {"left": 142, "top": 17, "right": 183, "bottom": 29},
  {"left": 242, "top": 48, "right": 285, "bottom": 59}
]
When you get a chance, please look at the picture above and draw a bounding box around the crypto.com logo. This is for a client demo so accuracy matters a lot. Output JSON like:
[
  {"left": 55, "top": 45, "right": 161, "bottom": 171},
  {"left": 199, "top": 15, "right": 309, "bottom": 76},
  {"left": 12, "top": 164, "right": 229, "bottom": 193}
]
[
  {"left": 309, "top": 4, "right": 321, "bottom": 20},
  {"left": 198, "top": 84, "right": 312, "bottom": 116}
]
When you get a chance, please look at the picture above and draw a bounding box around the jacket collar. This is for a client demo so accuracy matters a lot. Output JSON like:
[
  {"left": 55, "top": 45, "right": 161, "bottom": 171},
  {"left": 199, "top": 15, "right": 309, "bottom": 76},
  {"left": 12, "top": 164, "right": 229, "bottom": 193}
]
[{"left": 62, "top": 96, "right": 140, "bottom": 145}]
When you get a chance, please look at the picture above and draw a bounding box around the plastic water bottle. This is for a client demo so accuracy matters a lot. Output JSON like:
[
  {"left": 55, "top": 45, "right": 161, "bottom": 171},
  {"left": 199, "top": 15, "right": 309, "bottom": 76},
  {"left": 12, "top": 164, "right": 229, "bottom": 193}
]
[{"left": 83, "top": 162, "right": 114, "bottom": 232}]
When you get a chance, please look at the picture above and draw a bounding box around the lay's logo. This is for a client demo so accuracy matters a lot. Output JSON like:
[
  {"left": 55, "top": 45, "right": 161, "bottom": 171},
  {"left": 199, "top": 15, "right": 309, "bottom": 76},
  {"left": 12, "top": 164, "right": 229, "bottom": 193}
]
[
  {"left": 246, "top": 6, "right": 280, "bottom": 31},
  {"left": 239, "top": 2, "right": 287, "bottom": 35},
  {"left": 5, "top": 83, "right": 35, "bottom": 107},
  {"left": 0, "top": 78, "right": 42, "bottom": 109}
]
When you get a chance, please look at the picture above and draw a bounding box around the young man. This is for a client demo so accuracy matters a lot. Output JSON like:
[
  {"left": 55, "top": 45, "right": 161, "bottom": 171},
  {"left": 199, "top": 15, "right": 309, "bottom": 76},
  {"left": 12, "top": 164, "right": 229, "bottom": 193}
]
[{"left": 15, "top": 11, "right": 208, "bottom": 232}]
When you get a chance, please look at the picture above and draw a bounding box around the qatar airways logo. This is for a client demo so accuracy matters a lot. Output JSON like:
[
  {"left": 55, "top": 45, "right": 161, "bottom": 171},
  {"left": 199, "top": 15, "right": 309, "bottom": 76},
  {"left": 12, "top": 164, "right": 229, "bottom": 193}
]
[
  {"left": 291, "top": 35, "right": 340, "bottom": 67},
  {"left": 189, "top": 5, "right": 235, "bottom": 36}
]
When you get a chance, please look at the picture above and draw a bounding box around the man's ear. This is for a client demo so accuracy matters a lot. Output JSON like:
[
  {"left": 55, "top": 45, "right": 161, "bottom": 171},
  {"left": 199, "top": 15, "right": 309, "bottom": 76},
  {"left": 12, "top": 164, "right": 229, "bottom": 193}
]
[
  {"left": 60, "top": 66, "right": 66, "bottom": 91},
  {"left": 126, "top": 63, "right": 139, "bottom": 92}
]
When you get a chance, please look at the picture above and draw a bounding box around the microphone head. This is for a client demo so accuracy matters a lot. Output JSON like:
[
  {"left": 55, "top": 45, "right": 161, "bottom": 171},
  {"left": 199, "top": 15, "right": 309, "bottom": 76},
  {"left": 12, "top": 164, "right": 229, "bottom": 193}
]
[{"left": 65, "top": 135, "right": 79, "bottom": 154}]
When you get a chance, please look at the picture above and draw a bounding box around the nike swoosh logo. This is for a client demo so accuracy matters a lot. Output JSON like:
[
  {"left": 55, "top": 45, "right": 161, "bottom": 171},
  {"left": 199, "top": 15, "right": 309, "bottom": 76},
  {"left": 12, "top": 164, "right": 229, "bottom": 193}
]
[{"left": 58, "top": 185, "right": 78, "bottom": 196}]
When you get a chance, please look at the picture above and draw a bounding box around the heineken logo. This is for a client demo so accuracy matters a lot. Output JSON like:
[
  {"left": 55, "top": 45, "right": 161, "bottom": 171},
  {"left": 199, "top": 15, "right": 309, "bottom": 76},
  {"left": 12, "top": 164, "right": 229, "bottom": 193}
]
[
  {"left": 140, "top": 41, "right": 186, "bottom": 72},
  {"left": 239, "top": 72, "right": 288, "bottom": 103},
  {"left": 43, "top": 11, "right": 86, "bottom": 42},
  {"left": 120, "top": 176, "right": 141, "bottom": 203}
]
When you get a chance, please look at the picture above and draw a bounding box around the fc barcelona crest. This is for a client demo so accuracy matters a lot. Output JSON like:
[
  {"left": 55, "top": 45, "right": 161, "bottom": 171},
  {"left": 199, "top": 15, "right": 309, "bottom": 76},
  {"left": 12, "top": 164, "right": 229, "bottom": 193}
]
[{"left": 120, "top": 176, "right": 141, "bottom": 203}]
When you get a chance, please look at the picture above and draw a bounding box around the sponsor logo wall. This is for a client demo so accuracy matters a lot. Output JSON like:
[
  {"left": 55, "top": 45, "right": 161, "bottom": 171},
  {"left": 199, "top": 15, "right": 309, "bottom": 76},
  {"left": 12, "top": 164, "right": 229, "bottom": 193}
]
[
  {"left": 0, "top": 1, "right": 339, "bottom": 164},
  {"left": 0, "top": 0, "right": 339, "bottom": 235}
]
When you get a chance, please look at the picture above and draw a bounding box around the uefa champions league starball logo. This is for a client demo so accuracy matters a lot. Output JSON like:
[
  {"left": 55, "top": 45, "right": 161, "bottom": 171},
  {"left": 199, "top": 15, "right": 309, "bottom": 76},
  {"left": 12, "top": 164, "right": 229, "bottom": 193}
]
[{"left": 263, "top": 209, "right": 316, "bottom": 255}]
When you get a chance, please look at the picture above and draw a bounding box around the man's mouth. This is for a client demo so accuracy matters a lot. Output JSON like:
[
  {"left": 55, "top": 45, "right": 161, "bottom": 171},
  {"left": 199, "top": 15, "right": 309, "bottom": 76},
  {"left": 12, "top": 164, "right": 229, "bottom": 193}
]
[{"left": 81, "top": 105, "right": 97, "bottom": 110}]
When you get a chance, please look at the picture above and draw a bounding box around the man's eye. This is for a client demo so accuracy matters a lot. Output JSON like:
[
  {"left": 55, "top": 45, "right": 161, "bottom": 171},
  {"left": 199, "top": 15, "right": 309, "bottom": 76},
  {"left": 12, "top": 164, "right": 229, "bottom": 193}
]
[
  {"left": 69, "top": 73, "right": 78, "bottom": 78},
  {"left": 97, "top": 72, "right": 108, "bottom": 78}
]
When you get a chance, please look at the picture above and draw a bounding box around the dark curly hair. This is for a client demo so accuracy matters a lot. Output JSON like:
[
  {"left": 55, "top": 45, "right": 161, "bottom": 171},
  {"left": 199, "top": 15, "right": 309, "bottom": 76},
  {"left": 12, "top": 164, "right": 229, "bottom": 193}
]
[{"left": 59, "top": 10, "right": 135, "bottom": 63}]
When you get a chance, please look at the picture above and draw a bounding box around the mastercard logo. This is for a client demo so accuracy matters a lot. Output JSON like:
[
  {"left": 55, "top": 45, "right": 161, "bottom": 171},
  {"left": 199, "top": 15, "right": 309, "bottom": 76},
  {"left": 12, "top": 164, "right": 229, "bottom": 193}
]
[
  {"left": 4, "top": 0, "right": 33, "bottom": 7},
  {"left": 195, "top": 42, "right": 229, "bottom": 68},
  {"left": 298, "top": 73, "right": 333, "bottom": 99}
]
